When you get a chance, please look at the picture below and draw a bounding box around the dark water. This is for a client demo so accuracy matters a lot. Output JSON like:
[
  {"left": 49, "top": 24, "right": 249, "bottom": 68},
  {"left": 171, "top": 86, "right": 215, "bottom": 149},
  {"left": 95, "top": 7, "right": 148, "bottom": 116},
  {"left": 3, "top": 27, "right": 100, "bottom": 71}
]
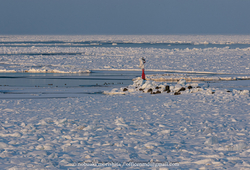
[
  {"left": 0, "top": 71, "right": 249, "bottom": 88},
  {"left": 0, "top": 71, "right": 249, "bottom": 99},
  {"left": 1, "top": 41, "right": 250, "bottom": 51},
  {"left": 0, "top": 71, "right": 139, "bottom": 87},
  {"left": 0, "top": 71, "right": 137, "bottom": 99}
]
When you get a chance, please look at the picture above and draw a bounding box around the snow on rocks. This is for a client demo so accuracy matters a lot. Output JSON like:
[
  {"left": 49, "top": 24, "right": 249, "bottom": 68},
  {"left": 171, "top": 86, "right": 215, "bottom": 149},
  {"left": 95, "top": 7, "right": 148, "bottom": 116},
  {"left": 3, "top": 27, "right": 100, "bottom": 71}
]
[
  {"left": 105, "top": 77, "right": 250, "bottom": 99},
  {"left": 146, "top": 73, "right": 250, "bottom": 82},
  {"left": 105, "top": 78, "right": 204, "bottom": 95}
]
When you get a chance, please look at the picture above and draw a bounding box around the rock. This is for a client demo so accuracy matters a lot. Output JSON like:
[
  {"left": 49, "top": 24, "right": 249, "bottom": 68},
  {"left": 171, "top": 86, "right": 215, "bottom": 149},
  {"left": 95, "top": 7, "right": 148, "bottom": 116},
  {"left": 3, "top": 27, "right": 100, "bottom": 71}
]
[
  {"left": 139, "top": 88, "right": 143, "bottom": 91},
  {"left": 178, "top": 87, "right": 186, "bottom": 92},
  {"left": 147, "top": 89, "right": 153, "bottom": 93},
  {"left": 123, "top": 88, "right": 128, "bottom": 92},
  {"left": 155, "top": 86, "right": 160, "bottom": 89},
  {"left": 187, "top": 86, "right": 193, "bottom": 89},
  {"left": 174, "top": 92, "right": 181, "bottom": 95},
  {"left": 155, "top": 90, "right": 161, "bottom": 94},
  {"left": 163, "top": 85, "right": 170, "bottom": 91},
  {"left": 174, "top": 84, "right": 182, "bottom": 92}
]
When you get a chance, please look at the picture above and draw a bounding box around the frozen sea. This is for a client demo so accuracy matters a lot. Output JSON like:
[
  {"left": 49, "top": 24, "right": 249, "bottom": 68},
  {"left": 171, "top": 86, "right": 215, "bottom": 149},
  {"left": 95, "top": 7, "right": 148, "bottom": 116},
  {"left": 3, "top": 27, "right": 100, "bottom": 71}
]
[{"left": 0, "top": 35, "right": 250, "bottom": 169}]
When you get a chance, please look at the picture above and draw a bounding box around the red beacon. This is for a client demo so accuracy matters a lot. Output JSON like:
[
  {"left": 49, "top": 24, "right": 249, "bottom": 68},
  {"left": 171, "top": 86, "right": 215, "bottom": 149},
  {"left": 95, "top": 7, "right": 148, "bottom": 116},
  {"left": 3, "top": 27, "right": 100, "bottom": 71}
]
[{"left": 139, "top": 57, "right": 146, "bottom": 80}]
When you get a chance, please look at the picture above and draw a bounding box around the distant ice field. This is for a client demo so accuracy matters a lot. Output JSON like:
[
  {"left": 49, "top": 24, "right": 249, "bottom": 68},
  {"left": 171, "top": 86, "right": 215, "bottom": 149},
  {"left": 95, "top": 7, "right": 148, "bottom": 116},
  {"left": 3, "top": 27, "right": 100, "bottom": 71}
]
[
  {"left": 1, "top": 40, "right": 250, "bottom": 49},
  {"left": 1, "top": 35, "right": 250, "bottom": 74}
]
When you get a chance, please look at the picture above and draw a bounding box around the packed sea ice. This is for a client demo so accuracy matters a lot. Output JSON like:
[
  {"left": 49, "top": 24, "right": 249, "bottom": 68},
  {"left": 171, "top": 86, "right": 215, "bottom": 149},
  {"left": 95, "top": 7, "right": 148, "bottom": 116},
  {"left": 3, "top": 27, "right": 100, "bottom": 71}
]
[
  {"left": 0, "top": 35, "right": 250, "bottom": 169},
  {"left": 0, "top": 35, "right": 250, "bottom": 74},
  {"left": 1, "top": 79, "right": 250, "bottom": 169}
]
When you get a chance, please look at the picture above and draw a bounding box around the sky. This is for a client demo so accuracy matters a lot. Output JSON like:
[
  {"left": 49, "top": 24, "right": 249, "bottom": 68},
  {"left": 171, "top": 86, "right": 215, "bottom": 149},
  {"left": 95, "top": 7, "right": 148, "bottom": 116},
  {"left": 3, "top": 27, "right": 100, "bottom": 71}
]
[{"left": 0, "top": 0, "right": 250, "bottom": 35}]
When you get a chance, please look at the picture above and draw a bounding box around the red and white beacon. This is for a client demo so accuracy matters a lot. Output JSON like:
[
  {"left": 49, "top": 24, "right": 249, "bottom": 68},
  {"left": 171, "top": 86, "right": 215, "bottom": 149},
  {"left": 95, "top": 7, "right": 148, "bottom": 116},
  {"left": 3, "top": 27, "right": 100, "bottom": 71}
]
[{"left": 139, "top": 57, "right": 146, "bottom": 80}]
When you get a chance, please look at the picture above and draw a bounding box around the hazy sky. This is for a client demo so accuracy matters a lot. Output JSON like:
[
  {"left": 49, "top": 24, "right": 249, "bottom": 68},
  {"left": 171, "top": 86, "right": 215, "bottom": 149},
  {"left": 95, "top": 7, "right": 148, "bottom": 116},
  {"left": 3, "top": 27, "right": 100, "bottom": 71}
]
[{"left": 1, "top": 0, "right": 250, "bottom": 35}]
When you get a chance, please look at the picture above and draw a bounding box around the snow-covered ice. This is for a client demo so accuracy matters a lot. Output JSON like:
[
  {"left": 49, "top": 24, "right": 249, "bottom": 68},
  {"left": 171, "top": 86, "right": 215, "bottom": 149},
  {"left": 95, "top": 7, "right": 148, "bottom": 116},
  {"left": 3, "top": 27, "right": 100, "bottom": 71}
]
[
  {"left": 1, "top": 45, "right": 250, "bottom": 74},
  {"left": 0, "top": 35, "right": 250, "bottom": 169},
  {"left": 1, "top": 35, "right": 250, "bottom": 74},
  {"left": 1, "top": 83, "right": 250, "bottom": 169}
]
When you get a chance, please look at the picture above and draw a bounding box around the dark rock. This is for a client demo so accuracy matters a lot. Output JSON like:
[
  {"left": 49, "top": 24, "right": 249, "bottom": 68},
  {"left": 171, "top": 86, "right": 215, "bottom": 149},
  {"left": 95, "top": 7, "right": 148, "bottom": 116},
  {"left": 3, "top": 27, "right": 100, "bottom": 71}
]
[
  {"left": 147, "top": 89, "right": 153, "bottom": 93},
  {"left": 139, "top": 88, "right": 143, "bottom": 91},
  {"left": 123, "top": 88, "right": 128, "bottom": 92},
  {"left": 155, "top": 90, "right": 161, "bottom": 94},
  {"left": 163, "top": 85, "right": 170, "bottom": 91},
  {"left": 212, "top": 92, "right": 215, "bottom": 94},
  {"left": 197, "top": 86, "right": 201, "bottom": 88},
  {"left": 166, "top": 90, "right": 171, "bottom": 93},
  {"left": 178, "top": 87, "right": 186, "bottom": 92},
  {"left": 155, "top": 86, "right": 160, "bottom": 89},
  {"left": 227, "top": 90, "right": 231, "bottom": 92},
  {"left": 174, "top": 92, "right": 181, "bottom": 95},
  {"left": 187, "top": 86, "right": 193, "bottom": 89}
]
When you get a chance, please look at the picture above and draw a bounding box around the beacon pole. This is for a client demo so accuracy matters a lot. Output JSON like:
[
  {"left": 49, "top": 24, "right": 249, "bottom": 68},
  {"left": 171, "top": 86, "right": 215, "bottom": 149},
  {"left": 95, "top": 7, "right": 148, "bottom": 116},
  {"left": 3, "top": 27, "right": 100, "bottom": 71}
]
[{"left": 139, "top": 57, "right": 146, "bottom": 80}]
